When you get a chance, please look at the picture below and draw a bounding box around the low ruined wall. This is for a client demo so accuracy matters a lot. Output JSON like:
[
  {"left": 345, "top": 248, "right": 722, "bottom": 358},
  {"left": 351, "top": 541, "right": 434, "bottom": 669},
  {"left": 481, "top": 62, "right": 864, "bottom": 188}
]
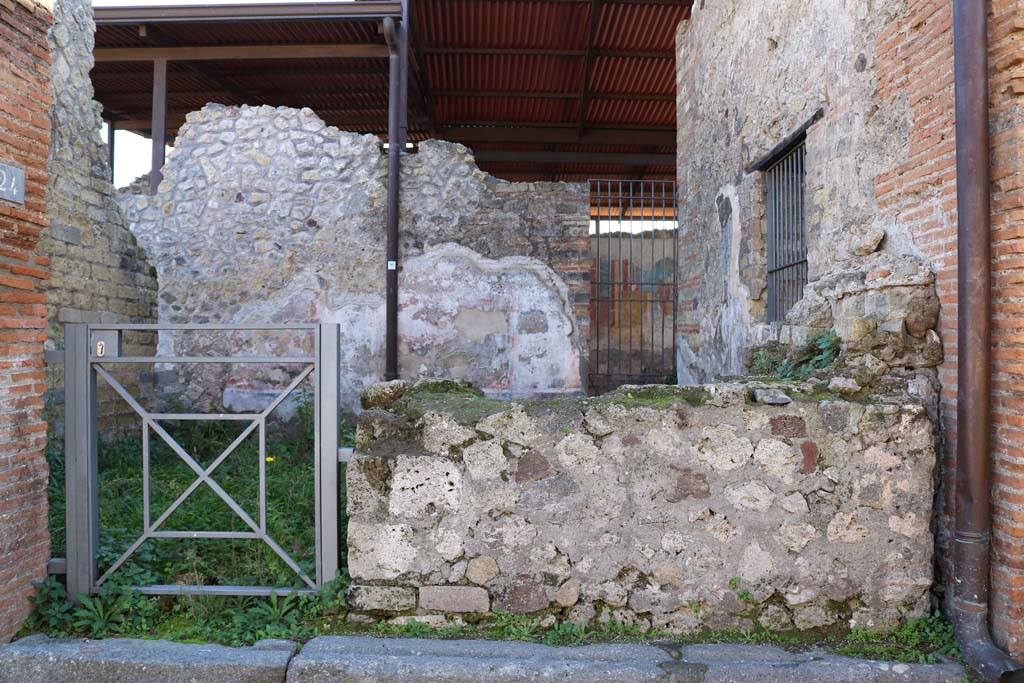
[
  {"left": 121, "top": 104, "right": 589, "bottom": 415},
  {"left": 347, "top": 379, "right": 936, "bottom": 634}
]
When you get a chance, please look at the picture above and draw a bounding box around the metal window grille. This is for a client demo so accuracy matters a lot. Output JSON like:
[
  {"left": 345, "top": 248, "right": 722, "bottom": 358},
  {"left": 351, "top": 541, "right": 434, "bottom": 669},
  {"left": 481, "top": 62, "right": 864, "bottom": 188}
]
[
  {"left": 765, "top": 142, "right": 808, "bottom": 322},
  {"left": 589, "top": 179, "right": 678, "bottom": 392}
]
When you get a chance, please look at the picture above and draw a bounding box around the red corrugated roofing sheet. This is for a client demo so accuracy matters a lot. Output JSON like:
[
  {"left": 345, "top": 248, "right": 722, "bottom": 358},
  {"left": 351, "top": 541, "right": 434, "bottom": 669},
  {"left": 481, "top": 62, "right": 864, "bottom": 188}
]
[{"left": 91, "top": 0, "right": 692, "bottom": 181}]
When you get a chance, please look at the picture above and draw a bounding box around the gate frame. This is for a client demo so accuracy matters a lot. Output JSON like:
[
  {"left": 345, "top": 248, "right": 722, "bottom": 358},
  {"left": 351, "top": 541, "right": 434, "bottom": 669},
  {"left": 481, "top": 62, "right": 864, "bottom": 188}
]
[{"left": 64, "top": 322, "right": 340, "bottom": 600}]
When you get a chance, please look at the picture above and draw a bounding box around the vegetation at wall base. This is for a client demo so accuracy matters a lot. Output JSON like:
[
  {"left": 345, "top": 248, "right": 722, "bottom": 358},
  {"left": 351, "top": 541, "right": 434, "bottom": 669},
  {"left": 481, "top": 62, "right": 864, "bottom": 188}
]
[
  {"left": 21, "top": 577, "right": 963, "bottom": 666},
  {"left": 749, "top": 330, "right": 841, "bottom": 379}
]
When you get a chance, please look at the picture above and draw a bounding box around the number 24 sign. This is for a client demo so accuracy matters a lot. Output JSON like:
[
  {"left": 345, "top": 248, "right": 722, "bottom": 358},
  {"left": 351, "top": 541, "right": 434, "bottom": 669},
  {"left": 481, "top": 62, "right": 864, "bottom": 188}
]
[{"left": 0, "top": 161, "right": 26, "bottom": 205}]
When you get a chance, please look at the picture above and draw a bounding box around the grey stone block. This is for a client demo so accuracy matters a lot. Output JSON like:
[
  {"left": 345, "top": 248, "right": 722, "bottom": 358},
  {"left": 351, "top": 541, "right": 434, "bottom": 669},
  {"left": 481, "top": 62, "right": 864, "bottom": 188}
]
[
  {"left": 51, "top": 222, "right": 82, "bottom": 245},
  {"left": 285, "top": 636, "right": 681, "bottom": 683},
  {"left": 753, "top": 388, "right": 793, "bottom": 405},
  {"left": 674, "top": 644, "right": 965, "bottom": 683},
  {"left": 0, "top": 634, "right": 293, "bottom": 683},
  {"left": 348, "top": 585, "right": 417, "bottom": 612},
  {"left": 419, "top": 586, "right": 490, "bottom": 613}
]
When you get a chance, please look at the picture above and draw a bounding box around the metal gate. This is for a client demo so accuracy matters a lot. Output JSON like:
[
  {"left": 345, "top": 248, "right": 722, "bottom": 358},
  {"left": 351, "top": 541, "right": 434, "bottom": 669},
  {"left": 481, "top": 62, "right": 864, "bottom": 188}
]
[
  {"left": 589, "top": 179, "right": 678, "bottom": 392},
  {"left": 63, "top": 322, "right": 340, "bottom": 599}
]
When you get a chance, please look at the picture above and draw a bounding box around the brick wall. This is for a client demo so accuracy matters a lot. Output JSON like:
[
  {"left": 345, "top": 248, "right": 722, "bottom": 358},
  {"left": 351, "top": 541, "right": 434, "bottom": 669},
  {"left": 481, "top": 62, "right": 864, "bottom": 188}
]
[
  {"left": 988, "top": 1, "right": 1024, "bottom": 655},
  {"left": 0, "top": 0, "right": 53, "bottom": 642},
  {"left": 874, "top": 0, "right": 1024, "bottom": 658}
]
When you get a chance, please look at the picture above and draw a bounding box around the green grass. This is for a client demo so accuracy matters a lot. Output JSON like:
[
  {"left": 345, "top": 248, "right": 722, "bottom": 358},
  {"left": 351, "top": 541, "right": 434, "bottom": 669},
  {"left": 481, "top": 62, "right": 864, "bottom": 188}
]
[
  {"left": 835, "top": 612, "right": 960, "bottom": 664},
  {"left": 27, "top": 402, "right": 357, "bottom": 645},
  {"left": 48, "top": 401, "right": 353, "bottom": 589}
]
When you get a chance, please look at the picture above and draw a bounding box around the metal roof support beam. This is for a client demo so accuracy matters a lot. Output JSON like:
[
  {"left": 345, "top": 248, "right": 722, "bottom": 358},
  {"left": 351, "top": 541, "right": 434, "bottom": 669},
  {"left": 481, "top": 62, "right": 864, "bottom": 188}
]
[
  {"left": 149, "top": 58, "right": 167, "bottom": 195},
  {"left": 94, "top": 2, "right": 403, "bottom": 24},
  {"left": 577, "top": 0, "right": 602, "bottom": 138},
  {"left": 399, "top": 0, "right": 409, "bottom": 149},
  {"left": 419, "top": 47, "right": 672, "bottom": 59},
  {"left": 110, "top": 113, "right": 389, "bottom": 133},
  {"left": 434, "top": 90, "right": 673, "bottom": 102},
  {"left": 472, "top": 150, "right": 673, "bottom": 165},
  {"left": 138, "top": 23, "right": 267, "bottom": 108},
  {"left": 94, "top": 44, "right": 390, "bottom": 62},
  {"left": 407, "top": 0, "right": 439, "bottom": 135},
  {"left": 439, "top": 126, "right": 675, "bottom": 147}
]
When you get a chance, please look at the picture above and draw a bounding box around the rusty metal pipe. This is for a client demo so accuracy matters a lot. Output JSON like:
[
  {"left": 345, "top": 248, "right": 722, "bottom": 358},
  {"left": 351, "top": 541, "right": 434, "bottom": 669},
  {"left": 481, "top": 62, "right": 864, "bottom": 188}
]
[
  {"left": 383, "top": 17, "right": 401, "bottom": 380},
  {"left": 951, "top": 1, "right": 1024, "bottom": 680}
]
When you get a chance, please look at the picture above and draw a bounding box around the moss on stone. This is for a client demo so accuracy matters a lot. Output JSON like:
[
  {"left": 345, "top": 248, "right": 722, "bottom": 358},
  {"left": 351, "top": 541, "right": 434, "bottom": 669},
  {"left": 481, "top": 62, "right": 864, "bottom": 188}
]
[
  {"left": 594, "top": 384, "right": 709, "bottom": 409},
  {"left": 789, "top": 390, "right": 843, "bottom": 402},
  {"left": 405, "top": 378, "right": 486, "bottom": 399},
  {"left": 396, "top": 395, "right": 510, "bottom": 426}
]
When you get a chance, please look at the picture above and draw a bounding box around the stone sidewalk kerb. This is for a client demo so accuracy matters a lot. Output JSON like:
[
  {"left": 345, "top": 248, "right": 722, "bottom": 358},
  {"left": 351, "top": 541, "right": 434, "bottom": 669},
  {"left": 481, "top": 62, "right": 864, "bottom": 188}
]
[{"left": 0, "top": 634, "right": 967, "bottom": 683}]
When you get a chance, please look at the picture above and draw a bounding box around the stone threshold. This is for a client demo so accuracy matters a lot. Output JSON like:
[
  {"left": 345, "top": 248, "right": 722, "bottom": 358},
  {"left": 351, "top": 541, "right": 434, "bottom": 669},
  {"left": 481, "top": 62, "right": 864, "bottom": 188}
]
[{"left": 0, "top": 634, "right": 967, "bottom": 683}]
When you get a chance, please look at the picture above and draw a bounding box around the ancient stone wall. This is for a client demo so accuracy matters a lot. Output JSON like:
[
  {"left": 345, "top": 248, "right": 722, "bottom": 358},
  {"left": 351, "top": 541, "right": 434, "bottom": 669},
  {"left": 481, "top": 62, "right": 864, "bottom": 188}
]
[
  {"left": 347, "top": 379, "right": 936, "bottom": 633},
  {"left": 44, "top": 0, "right": 158, "bottom": 427},
  {"left": 121, "top": 104, "right": 589, "bottom": 415},
  {"left": 674, "top": 0, "right": 924, "bottom": 382},
  {"left": 676, "top": 0, "right": 1024, "bottom": 657},
  {"left": 0, "top": 0, "right": 53, "bottom": 642}
]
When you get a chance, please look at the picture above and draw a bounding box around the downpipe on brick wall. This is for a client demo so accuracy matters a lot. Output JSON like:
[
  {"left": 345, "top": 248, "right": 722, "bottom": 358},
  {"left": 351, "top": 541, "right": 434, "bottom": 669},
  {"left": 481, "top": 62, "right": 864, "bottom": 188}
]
[
  {"left": 383, "top": 15, "right": 404, "bottom": 381},
  {"left": 951, "top": 1, "right": 1024, "bottom": 680}
]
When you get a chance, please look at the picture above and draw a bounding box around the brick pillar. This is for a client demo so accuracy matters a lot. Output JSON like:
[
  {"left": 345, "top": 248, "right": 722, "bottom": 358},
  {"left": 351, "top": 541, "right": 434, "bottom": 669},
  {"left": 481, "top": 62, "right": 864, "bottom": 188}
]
[
  {"left": 987, "top": 0, "right": 1024, "bottom": 659},
  {"left": 0, "top": 0, "right": 54, "bottom": 642},
  {"left": 873, "top": 0, "right": 1024, "bottom": 659}
]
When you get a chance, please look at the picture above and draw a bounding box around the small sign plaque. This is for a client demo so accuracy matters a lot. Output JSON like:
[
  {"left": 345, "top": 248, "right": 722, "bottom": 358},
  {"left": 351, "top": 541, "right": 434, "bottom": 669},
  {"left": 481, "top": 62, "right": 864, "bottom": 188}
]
[
  {"left": 0, "top": 161, "right": 25, "bottom": 205},
  {"left": 90, "top": 330, "right": 122, "bottom": 359}
]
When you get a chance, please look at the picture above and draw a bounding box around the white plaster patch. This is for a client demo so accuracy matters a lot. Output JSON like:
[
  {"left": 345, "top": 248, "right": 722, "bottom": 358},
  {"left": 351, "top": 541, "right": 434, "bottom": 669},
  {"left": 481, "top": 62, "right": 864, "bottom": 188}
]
[
  {"left": 888, "top": 512, "right": 926, "bottom": 538},
  {"left": 780, "top": 492, "right": 810, "bottom": 514},
  {"left": 780, "top": 522, "right": 818, "bottom": 552},
  {"left": 827, "top": 511, "right": 871, "bottom": 543},
  {"left": 556, "top": 432, "right": 601, "bottom": 474}
]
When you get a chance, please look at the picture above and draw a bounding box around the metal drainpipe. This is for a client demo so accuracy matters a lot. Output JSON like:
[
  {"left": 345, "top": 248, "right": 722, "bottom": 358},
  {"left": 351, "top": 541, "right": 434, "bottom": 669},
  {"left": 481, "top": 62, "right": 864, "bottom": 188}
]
[
  {"left": 384, "top": 17, "right": 401, "bottom": 381},
  {"left": 951, "top": 1, "right": 1024, "bottom": 680}
]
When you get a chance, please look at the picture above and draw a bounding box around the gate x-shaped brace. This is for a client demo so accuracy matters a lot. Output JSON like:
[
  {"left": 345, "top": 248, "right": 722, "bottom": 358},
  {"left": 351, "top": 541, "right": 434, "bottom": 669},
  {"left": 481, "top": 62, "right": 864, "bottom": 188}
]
[{"left": 94, "top": 363, "right": 317, "bottom": 590}]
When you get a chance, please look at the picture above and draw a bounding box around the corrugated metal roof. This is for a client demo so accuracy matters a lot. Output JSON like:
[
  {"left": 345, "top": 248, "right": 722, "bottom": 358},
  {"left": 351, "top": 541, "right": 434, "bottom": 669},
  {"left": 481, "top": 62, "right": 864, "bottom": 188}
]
[{"left": 91, "top": 0, "right": 691, "bottom": 181}]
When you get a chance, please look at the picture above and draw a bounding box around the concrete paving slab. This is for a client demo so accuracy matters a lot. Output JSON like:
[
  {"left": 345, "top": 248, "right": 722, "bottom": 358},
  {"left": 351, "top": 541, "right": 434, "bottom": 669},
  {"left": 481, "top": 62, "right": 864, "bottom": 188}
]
[{"left": 0, "top": 634, "right": 294, "bottom": 683}]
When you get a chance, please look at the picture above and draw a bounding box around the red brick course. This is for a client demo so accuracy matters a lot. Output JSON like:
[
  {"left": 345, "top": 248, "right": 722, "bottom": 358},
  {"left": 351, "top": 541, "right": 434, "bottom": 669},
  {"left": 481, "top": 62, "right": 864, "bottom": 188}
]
[
  {"left": 0, "top": 0, "right": 52, "bottom": 643},
  {"left": 874, "top": 0, "right": 1024, "bottom": 658}
]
